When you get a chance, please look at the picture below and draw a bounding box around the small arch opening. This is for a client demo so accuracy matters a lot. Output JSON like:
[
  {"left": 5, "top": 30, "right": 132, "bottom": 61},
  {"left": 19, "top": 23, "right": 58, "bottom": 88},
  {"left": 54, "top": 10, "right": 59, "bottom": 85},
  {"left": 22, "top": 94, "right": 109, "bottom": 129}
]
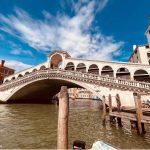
[
  {"left": 51, "top": 54, "right": 62, "bottom": 69},
  {"left": 76, "top": 63, "right": 86, "bottom": 73},
  {"left": 11, "top": 77, "right": 15, "bottom": 80},
  {"left": 32, "top": 69, "right": 37, "bottom": 72},
  {"left": 5, "top": 79, "right": 9, "bottom": 83},
  {"left": 134, "top": 69, "right": 150, "bottom": 82},
  {"left": 88, "top": 64, "right": 99, "bottom": 74},
  {"left": 116, "top": 67, "right": 130, "bottom": 79},
  {"left": 101, "top": 66, "right": 114, "bottom": 77},
  {"left": 17, "top": 74, "right": 23, "bottom": 78},
  {"left": 40, "top": 65, "right": 47, "bottom": 70},
  {"left": 65, "top": 62, "right": 75, "bottom": 71},
  {"left": 25, "top": 72, "right": 30, "bottom": 75}
]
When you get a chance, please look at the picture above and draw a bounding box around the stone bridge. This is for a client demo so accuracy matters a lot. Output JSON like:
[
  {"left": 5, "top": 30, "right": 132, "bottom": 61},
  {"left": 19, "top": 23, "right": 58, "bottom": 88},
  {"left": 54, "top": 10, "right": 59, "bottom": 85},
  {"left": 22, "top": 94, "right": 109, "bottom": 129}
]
[{"left": 0, "top": 51, "right": 150, "bottom": 106}]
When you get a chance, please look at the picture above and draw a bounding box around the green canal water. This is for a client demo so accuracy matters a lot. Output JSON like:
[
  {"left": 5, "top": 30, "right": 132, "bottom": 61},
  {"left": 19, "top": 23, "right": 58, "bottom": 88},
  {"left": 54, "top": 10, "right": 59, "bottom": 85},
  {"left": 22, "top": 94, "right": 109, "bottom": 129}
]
[{"left": 0, "top": 100, "right": 150, "bottom": 149}]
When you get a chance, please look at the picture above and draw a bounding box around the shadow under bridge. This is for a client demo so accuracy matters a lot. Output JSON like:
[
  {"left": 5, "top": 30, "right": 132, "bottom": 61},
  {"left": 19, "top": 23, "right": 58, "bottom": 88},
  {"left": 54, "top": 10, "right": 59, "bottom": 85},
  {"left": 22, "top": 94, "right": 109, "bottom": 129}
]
[{"left": 7, "top": 79, "right": 81, "bottom": 103}]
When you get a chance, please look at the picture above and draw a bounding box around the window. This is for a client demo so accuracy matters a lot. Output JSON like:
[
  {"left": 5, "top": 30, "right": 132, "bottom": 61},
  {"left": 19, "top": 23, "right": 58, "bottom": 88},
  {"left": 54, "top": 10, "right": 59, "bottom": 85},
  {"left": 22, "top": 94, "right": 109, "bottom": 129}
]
[
  {"left": 146, "top": 45, "right": 149, "bottom": 49},
  {"left": 9, "top": 70, "right": 12, "bottom": 74},
  {"left": 147, "top": 52, "right": 150, "bottom": 58},
  {"left": 4, "top": 69, "right": 7, "bottom": 74}
]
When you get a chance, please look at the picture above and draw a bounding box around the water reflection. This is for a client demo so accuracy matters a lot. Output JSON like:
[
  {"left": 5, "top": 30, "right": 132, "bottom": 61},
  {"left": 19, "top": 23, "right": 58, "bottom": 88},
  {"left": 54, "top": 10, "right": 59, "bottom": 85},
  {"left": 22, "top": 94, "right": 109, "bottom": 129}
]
[{"left": 0, "top": 100, "right": 150, "bottom": 149}]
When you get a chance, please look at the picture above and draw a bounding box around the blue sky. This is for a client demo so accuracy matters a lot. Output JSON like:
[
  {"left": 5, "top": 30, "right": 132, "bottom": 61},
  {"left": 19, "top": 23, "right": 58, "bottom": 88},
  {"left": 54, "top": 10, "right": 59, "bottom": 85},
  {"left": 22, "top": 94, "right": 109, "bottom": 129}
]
[{"left": 0, "top": 0, "right": 150, "bottom": 71}]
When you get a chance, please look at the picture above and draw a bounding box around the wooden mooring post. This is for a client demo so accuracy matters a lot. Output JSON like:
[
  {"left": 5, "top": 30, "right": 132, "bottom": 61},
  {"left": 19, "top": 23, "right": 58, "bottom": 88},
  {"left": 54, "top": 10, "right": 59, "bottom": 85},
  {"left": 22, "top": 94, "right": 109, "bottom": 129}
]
[
  {"left": 133, "top": 93, "right": 145, "bottom": 134},
  {"left": 109, "top": 94, "right": 114, "bottom": 124},
  {"left": 102, "top": 95, "right": 106, "bottom": 125},
  {"left": 109, "top": 94, "right": 112, "bottom": 114},
  {"left": 57, "top": 86, "right": 69, "bottom": 149},
  {"left": 116, "top": 94, "right": 122, "bottom": 127},
  {"left": 116, "top": 94, "right": 121, "bottom": 112}
]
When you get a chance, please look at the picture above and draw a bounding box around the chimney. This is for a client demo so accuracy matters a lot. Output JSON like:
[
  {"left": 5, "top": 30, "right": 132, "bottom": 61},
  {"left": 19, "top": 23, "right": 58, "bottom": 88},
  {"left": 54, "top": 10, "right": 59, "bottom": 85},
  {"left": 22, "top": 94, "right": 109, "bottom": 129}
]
[{"left": 0, "top": 60, "right": 5, "bottom": 67}]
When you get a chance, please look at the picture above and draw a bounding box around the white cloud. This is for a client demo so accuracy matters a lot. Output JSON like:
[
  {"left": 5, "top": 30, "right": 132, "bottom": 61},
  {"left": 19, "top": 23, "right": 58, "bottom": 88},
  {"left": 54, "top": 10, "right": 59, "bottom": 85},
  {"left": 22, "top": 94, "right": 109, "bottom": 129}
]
[
  {"left": 10, "top": 49, "right": 33, "bottom": 56},
  {"left": 7, "top": 41, "right": 33, "bottom": 56},
  {"left": 5, "top": 60, "right": 32, "bottom": 72},
  {"left": 0, "top": 33, "right": 4, "bottom": 40},
  {"left": 0, "top": 0, "right": 124, "bottom": 60}
]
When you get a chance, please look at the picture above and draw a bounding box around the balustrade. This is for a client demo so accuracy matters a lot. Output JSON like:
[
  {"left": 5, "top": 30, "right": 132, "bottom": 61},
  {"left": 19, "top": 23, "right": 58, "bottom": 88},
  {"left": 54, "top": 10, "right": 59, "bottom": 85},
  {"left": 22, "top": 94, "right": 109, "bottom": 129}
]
[{"left": 1, "top": 69, "right": 150, "bottom": 92}]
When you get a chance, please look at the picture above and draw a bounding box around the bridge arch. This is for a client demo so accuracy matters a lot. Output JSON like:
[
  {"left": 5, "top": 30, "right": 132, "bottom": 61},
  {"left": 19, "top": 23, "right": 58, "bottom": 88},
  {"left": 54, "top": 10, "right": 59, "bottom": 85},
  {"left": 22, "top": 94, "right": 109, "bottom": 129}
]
[
  {"left": 11, "top": 77, "right": 15, "bottom": 80},
  {"left": 24, "top": 72, "right": 30, "bottom": 76},
  {"left": 101, "top": 66, "right": 113, "bottom": 77},
  {"left": 76, "top": 63, "right": 86, "bottom": 73},
  {"left": 5, "top": 78, "right": 102, "bottom": 103},
  {"left": 116, "top": 67, "right": 130, "bottom": 79},
  {"left": 88, "top": 64, "right": 99, "bottom": 74},
  {"left": 5, "top": 79, "right": 9, "bottom": 83},
  {"left": 17, "top": 74, "right": 23, "bottom": 78},
  {"left": 134, "top": 69, "right": 150, "bottom": 82},
  {"left": 32, "top": 69, "right": 37, "bottom": 72},
  {"left": 50, "top": 54, "right": 62, "bottom": 69},
  {"left": 40, "top": 65, "right": 47, "bottom": 70},
  {"left": 65, "top": 62, "right": 75, "bottom": 71}
]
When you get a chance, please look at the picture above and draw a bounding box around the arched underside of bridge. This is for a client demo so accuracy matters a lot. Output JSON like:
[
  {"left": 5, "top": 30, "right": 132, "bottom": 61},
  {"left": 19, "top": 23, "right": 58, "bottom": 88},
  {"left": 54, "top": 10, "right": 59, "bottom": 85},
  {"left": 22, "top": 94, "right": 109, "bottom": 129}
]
[
  {"left": 7, "top": 79, "right": 81, "bottom": 103},
  {"left": 2, "top": 74, "right": 142, "bottom": 106}
]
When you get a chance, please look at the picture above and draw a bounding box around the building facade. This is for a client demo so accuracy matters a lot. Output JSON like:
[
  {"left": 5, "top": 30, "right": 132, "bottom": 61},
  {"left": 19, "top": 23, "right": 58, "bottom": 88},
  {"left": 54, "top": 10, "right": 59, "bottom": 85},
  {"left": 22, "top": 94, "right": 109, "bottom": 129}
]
[
  {"left": 68, "top": 88, "right": 100, "bottom": 100},
  {"left": 0, "top": 60, "right": 15, "bottom": 84},
  {"left": 128, "top": 24, "right": 150, "bottom": 65},
  {"left": 145, "top": 23, "right": 150, "bottom": 47}
]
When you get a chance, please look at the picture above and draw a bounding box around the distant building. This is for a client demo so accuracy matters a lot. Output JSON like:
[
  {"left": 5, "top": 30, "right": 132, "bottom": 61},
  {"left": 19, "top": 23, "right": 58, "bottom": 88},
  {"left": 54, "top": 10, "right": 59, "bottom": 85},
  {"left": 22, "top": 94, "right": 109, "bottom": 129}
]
[
  {"left": 128, "top": 44, "right": 150, "bottom": 64},
  {"left": 68, "top": 88, "right": 99, "bottom": 100},
  {"left": 128, "top": 24, "right": 150, "bottom": 65},
  {"left": 0, "top": 60, "right": 15, "bottom": 84}
]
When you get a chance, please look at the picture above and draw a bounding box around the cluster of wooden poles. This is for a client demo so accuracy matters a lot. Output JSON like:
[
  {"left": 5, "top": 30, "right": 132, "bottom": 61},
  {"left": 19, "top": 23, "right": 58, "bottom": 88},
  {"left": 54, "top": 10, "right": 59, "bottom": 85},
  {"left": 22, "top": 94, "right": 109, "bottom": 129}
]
[
  {"left": 102, "top": 93, "right": 146, "bottom": 135},
  {"left": 57, "top": 86, "right": 147, "bottom": 149}
]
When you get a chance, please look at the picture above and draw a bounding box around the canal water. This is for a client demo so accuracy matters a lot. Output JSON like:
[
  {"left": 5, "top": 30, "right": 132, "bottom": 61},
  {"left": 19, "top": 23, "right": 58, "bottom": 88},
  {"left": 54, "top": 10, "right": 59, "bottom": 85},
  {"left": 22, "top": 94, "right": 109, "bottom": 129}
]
[{"left": 0, "top": 100, "right": 150, "bottom": 149}]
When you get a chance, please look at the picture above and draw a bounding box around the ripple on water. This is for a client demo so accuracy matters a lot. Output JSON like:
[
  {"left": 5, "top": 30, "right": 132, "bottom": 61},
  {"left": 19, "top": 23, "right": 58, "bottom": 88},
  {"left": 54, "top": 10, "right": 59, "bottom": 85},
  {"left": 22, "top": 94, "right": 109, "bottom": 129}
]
[{"left": 0, "top": 101, "right": 150, "bottom": 149}]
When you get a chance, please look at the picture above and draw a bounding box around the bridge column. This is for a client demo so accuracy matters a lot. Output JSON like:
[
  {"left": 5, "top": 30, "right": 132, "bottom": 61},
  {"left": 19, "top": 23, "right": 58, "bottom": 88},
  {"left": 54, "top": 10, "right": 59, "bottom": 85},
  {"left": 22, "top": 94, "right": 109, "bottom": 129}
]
[
  {"left": 130, "top": 72, "right": 134, "bottom": 80},
  {"left": 61, "top": 58, "right": 66, "bottom": 69},
  {"left": 57, "top": 86, "right": 69, "bottom": 149},
  {"left": 86, "top": 66, "right": 89, "bottom": 73},
  {"left": 113, "top": 70, "right": 117, "bottom": 78},
  {"left": 99, "top": 68, "right": 102, "bottom": 76}
]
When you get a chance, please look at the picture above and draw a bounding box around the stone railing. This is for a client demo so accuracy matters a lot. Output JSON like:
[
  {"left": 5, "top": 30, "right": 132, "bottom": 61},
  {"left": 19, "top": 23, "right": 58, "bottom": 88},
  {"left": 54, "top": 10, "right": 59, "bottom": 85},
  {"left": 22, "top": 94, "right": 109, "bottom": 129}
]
[{"left": 0, "top": 69, "right": 150, "bottom": 93}]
